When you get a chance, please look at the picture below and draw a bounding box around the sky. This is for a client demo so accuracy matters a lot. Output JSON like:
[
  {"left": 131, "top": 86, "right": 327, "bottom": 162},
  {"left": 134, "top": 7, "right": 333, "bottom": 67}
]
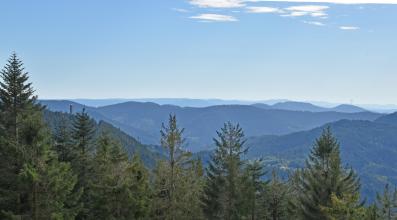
[{"left": 0, "top": 0, "right": 396, "bottom": 105}]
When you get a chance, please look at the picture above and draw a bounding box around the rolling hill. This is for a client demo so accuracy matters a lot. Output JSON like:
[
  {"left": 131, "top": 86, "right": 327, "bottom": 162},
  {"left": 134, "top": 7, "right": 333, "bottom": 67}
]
[
  {"left": 253, "top": 101, "right": 368, "bottom": 113},
  {"left": 243, "top": 119, "right": 397, "bottom": 201},
  {"left": 43, "top": 110, "right": 164, "bottom": 168},
  {"left": 40, "top": 100, "right": 382, "bottom": 152}
]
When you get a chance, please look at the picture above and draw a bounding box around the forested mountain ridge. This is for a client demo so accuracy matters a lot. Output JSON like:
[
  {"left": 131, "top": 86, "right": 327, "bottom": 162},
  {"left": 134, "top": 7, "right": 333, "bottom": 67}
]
[
  {"left": 253, "top": 101, "right": 368, "bottom": 113},
  {"left": 2, "top": 53, "right": 397, "bottom": 219},
  {"left": 243, "top": 119, "right": 397, "bottom": 201},
  {"left": 41, "top": 100, "right": 382, "bottom": 151},
  {"left": 43, "top": 110, "right": 164, "bottom": 168}
]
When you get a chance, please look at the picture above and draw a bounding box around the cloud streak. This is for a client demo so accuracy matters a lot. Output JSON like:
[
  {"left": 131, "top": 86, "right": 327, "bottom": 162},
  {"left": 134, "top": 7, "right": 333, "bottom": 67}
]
[
  {"left": 190, "top": 13, "right": 238, "bottom": 21},
  {"left": 244, "top": 0, "right": 397, "bottom": 4},
  {"left": 340, "top": 26, "right": 360, "bottom": 30},
  {"left": 303, "top": 21, "right": 325, "bottom": 26},
  {"left": 189, "top": 0, "right": 244, "bottom": 8},
  {"left": 189, "top": 0, "right": 397, "bottom": 8},
  {"left": 246, "top": 6, "right": 283, "bottom": 13}
]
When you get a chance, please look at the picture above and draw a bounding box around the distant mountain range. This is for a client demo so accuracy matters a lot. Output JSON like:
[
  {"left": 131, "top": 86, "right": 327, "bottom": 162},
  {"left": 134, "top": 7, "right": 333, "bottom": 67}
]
[
  {"left": 40, "top": 99, "right": 397, "bottom": 201},
  {"left": 252, "top": 101, "right": 367, "bottom": 113},
  {"left": 43, "top": 110, "right": 164, "bottom": 168},
  {"left": 243, "top": 116, "right": 397, "bottom": 201},
  {"left": 66, "top": 98, "right": 397, "bottom": 113},
  {"left": 40, "top": 100, "right": 382, "bottom": 152}
]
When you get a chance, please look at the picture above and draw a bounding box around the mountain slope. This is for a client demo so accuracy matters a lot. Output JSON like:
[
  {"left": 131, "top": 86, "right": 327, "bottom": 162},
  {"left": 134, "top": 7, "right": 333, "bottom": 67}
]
[
  {"left": 42, "top": 100, "right": 382, "bottom": 151},
  {"left": 246, "top": 119, "right": 397, "bottom": 201},
  {"left": 95, "top": 102, "right": 380, "bottom": 151},
  {"left": 43, "top": 110, "right": 164, "bottom": 168},
  {"left": 253, "top": 101, "right": 368, "bottom": 113}
]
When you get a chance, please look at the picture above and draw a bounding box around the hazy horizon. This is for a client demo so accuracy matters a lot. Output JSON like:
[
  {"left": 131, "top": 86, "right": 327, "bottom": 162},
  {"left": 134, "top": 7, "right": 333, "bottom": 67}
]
[{"left": 1, "top": 0, "right": 396, "bottom": 104}]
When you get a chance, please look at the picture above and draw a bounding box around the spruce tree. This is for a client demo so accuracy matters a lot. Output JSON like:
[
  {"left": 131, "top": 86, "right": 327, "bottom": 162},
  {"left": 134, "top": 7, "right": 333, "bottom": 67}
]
[
  {"left": 0, "top": 53, "right": 78, "bottom": 219},
  {"left": 54, "top": 114, "right": 73, "bottom": 162},
  {"left": 70, "top": 108, "right": 96, "bottom": 219},
  {"left": 0, "top": 53, "right": 39, "bottom": 217},
  {"left": 297, "top": 127, "right": 361, "bottom": 219},
  {"left": 151, "top": 114, "right": 203, "bottom": 220},
  {"left": 241, "top": 159, "right": 267, "bottom": 220},
  {"left": 263, "top": 170, "right": 291, "bottom": 220},
  {"left": 376, "top": 184, "right": 397, "bottom": 220},
  {"left": 202, "top": 122, "right": 248, "bottom": 220},
  {"left": 89, "top": 134, "right": 150, "bottom": 219}
]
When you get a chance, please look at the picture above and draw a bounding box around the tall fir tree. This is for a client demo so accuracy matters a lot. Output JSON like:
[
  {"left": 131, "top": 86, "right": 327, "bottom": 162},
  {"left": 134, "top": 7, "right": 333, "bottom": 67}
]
[
  {"left": 297, "top": 127, "right": 361, "bottom": 220},
  {"left": 262, "top": 170, "right": 292, "bottom": 220},
  {"left": 0, "top": 53, "right": 78, "bottom": 219},
  {"left": 241, "top": 159, "right": 267, "bottom": 220},
  {"left": 376, "top": 184, "right": 397, "bottom": 220},
  {"left": 202, "top": 122, "right": 248, "bottom": 220},
  {"left": 151, "top": 114, "right": 204, "bottom": 220},
  {"left": 89, "top": 134, "right": 150, "bottom": 219},
  {"left": 54, "top": 114, "right": 73, "bottom": 162},
  {"left": 70, "top": 108, "right": 96, "bottom": 219}
]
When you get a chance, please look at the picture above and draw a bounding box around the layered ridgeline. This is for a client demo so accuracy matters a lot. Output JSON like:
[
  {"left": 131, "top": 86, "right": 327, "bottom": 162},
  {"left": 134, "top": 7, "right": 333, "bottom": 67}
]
[
  {"left": 241, "top": 117, "right": 397, "bottom": 202},
  {"left": 3, "top": 54, "right": 397, "bottom": 219},
  {"left": 41, "top": 100, "right": 381, "bottom": 152},
  {"left": 43, "top": 110, "right": 164, "bottom": 168}
]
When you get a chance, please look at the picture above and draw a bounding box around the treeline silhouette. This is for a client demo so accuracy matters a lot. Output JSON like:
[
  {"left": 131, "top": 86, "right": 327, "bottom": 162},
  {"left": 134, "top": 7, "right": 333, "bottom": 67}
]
[{"left": 1, "top": 53, "right": 396, "bottom": 220}]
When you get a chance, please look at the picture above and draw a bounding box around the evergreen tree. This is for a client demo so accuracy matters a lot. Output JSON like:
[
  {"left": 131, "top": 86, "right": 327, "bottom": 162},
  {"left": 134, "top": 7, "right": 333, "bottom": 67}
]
[
  {"left": 70, "top": 108, "right": 96, "bottom": 219},
  {"left": 321, "top": 193, "right": 366, "bottom": 220},
  {"left": 202, "top": 122, "right": 248, "bottom": 220},
  {"left": 376, "top": 184, "right": 397, "bottom": 220},
  {"left": 54, "top": 114, "right": 73, "bottom": 162},
  {"left": 0, "top": 53, "right": 78, "bottom": 219},
  {"left": 0, "top": 53, "right": 39, "bottom": 217},
  {"left": 89, "top": 134, "right": 150, "bottom": 219},
  {"left": 297, "top": 127, "right": 361, "bottom": 220},
  {"left": 263, "top": 170, "right": 291, "bottom": 220},
  {"left": 241, "top": 159, "right": 267, "bottom": 220},
  {"left": 151, "top": 114, "right": 204, "bottom": 220}
]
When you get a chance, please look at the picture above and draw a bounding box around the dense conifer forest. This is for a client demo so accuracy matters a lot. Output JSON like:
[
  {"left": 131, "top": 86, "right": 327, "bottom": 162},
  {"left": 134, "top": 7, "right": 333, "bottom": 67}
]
[{"left": 1, "top": 53, "right": 397, "bottom": 220}]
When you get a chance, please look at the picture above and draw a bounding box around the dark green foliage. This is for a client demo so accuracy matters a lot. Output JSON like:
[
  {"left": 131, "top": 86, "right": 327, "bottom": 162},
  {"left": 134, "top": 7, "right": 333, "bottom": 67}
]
[
  {"left": 44, "top": 110, "right": 164, "bottom": 169},
  {"left": 202, "top": 122, "right": 248, "bottom": 220},
  {"left": 376, "top": 184, "right": 397, "bottom": 219},
  {"left": 151, "top": 114, "right": 204, "bottom": 220},
  {"left": 241, "top": 159, "right": 268, "bottom": 220},
  {"left": 297, "top": 127, "right": 361, "bottom": 219},
  {"left": 0, "top": 53, "right": 78, "bottom": 219},
  {"left": 89, "top": 134, "right": 150, "bottom": 219},
  {"left": 262, "top": 171, "right": 292, "bottom": 220},
  {"left": 2, "top": 53, "right": 396, "bottom": 220}
]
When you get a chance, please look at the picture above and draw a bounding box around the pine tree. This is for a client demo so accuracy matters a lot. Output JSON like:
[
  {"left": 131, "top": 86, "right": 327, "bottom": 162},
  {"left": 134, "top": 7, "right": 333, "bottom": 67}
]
[
  {"left": 0, "top": 53, "right": 78, "bottom": 219},
  {"left": 297, "top": 127, "right": 361, "bottom": 220},
  {"left": 263, "top": 170, "right": 291, "bottom": 220},
  {"left": 70, "top": 108, "right": 96, "bottom": 219},
  {"left": 202, "top": 122, "right": 248, "bottom": 220},
  {"left": 0, "top": 53, "right": 39, "bottom": 217},
  {"left": 376, "top": 184, "right": 397, "bottom": 220},
  {"left": 54, "top": 114, "right": 73, "bottom": 162},
  {"left": 321, "top": 193, "right": 366, "bottom": 220},
  {"left": 241, "top": 159, "right": 267, "bottom": 220},
  {"left": 151, "top": 114, "right": 203, "bottom": 220},
  {"left": 89, "top": 134, "right": 150, "bottom": 219}
]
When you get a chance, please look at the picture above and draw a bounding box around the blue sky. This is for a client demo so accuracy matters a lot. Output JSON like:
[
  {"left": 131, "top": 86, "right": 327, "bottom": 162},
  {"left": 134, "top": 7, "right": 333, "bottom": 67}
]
[{"left": 0, "top": 0, "right": 396, "bottom": 104}]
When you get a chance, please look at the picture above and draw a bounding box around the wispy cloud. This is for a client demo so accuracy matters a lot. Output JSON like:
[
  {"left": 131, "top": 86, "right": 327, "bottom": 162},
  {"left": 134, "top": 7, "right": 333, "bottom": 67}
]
[
  {"left": 284, "top": 5, "right": 329, "bottom": 18},
  {"left": 286, "top": 5, "right": 329, "bottom": 12},
  {"left": 243, "top": 0, "right": 397, "bottom": 4},
  {"left": 303, "top": 21, "right": 325, "bottom": 26},
  {"left": 172, "top": 8, "right": 190, "bottom": 13},
  {"left": 246, "top": 6, "right": 283, "bottom": 13},
  {"left": 340, "top": 26, "right": 360, "bottom": 30},
  {"left": 190, "top": 13, "right": 238, "bottom": 22},
  {"left": 189, "top": 0, "right": 245, "bottom": 8}
]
